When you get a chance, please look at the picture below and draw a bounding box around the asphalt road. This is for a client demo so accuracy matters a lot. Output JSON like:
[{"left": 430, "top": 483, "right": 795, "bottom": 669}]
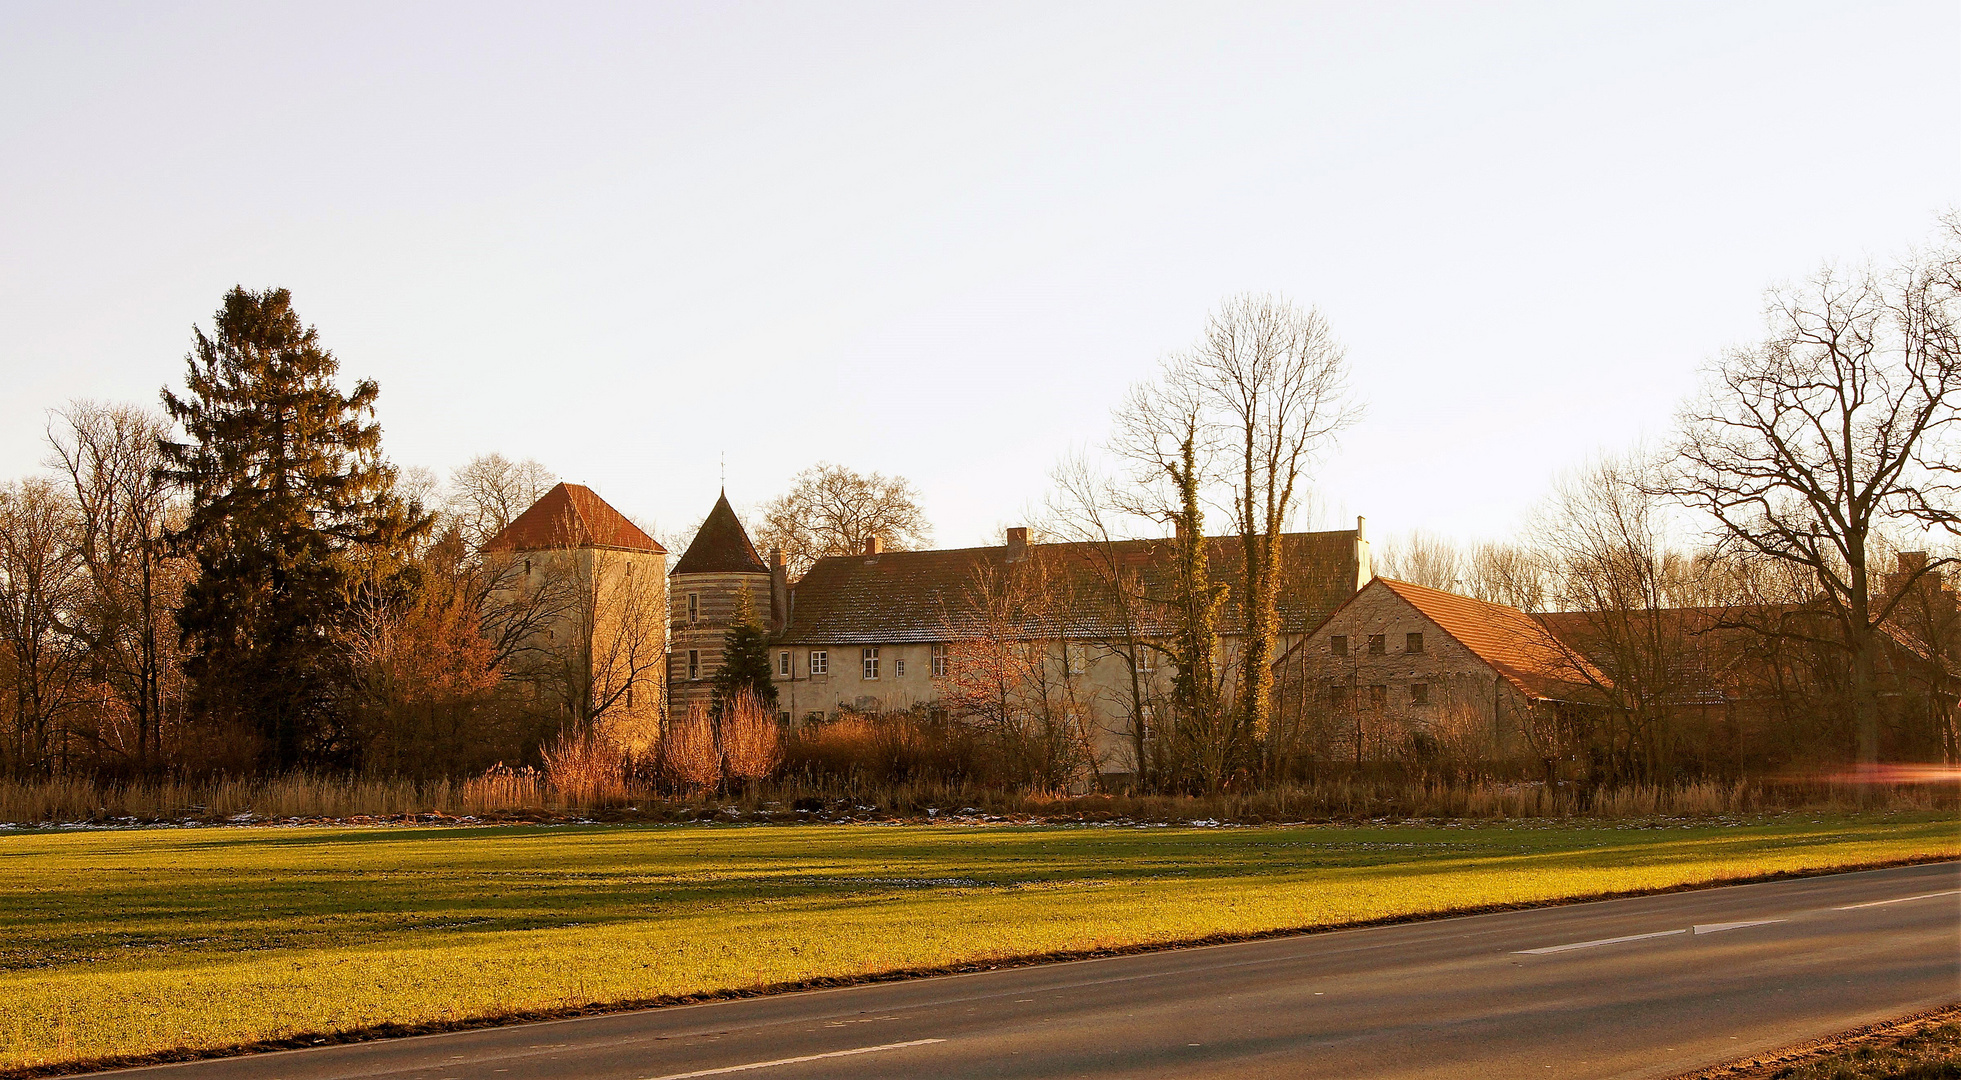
[{"left": 104, "top": 861, "right": 1961, "bottom": 1080}]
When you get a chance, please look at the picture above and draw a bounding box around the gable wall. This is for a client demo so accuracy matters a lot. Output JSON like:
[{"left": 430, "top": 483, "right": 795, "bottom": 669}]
[{"left": 1272, "top": 582, "right": 1539, "bottom": 757}]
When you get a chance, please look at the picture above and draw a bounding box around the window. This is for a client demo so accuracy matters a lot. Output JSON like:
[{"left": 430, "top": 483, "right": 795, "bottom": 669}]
[
  {"left": 810, "top": 650, "right": 828, "bottom": 676},
  {"left": 1368, "top": 684, "right": 1388, "bottom": 710},
  {"left": 894, "top": 658, "right": 906, "bottom": 677},
  {"left": 1410, "top": 682, "right": 1430, "bottom": 706},
  {"left": 862, "top": 647, "right": 880, "bottom": 680},
  {"left": 1330, "top": 635, "right": 1348, "bottom": 657},
  {"left": 777, "top": 651, "right": 791, "bottom": 677},
  {"left": 1368, "top": 634, "right": 1386, "bottom": 656},
  {"left": 1406, "top": 632, "right": 1425, "bottom": 654},
  {"left": 931, "top": 643, "right": 949, "bottom": 677},
  {"left": 523, "top": 559, "right": 531, "bottom": 575},
  {"left": 777, "top": 711, "right": 792, "bottom": 726},
  {"left": 1134, "top": 649, "right": 1158, "bottom": 672},
  {"left": 687, "top": 593, "right": 699, "bottom": 624},
  {"left": 626, "top": 685, "right": 634, "bottom": 709},
  {"left": 687, "top": 650, "right": 700, "bottom": 681},
  {"left": 1067, "top": 644, "right": 1087, "bottom": 675},
  {"left": 1329, "top": 683, "right": 1352, "bottom": 710}
]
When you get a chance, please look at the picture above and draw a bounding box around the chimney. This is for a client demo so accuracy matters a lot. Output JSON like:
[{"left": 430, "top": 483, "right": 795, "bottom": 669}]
[
  {"left": 770, "top": 547, "right": 789, "bottom": 634},
  {"left": 1006, "top": 526, "right": 1029, "bottom": 563},
  {"left": 864, "top": 535, "right": 882, "bottom": 558},
  {"left": 1355, "top": 515, "right": 1373, "bottom": 589}
]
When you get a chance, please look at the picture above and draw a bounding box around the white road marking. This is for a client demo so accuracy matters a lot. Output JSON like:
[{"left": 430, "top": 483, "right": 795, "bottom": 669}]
[
  {"left": 1693, "top": 919, "right": 1787, "bottom": 935},
  {"left": 1836, "top": 890, "right": 1961, "bottom": 910},
  {"left": 641, "top": 1039, "right": 945, "bottom": 1079},
  {"left": 1516, "top": 929, "right": 1687, "bottom": 955}
]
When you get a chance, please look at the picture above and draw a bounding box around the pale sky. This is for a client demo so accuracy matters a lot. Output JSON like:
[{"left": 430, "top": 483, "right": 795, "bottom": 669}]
[{"left": 2, "top": 1, "right": 1955, "bottom": 551}]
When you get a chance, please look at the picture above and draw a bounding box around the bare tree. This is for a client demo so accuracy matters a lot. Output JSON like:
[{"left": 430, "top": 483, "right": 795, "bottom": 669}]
[
  {"left": 1538, "top": 453, "right": 1709, "bottom": 785},
  {"left": 445, "top": 454, "right": 556, "bottom": 551},
  {"left": 938, "top": 556, "right": 1100, "bottom": 789},
  {"left": 44, "top": 402, "right": 185, "bottom": 772},
  {"left": 1660, "top": 228, "right": 1961, "bottom": 766},
  {"left": 1374, "top": 530, "right": 1465, "bottom": 592},
  {"left": 1110, "top": 370, "right": 1229, "bottom": 790},
  {"left": 1462, "top": 541, "right": 1552, "bottom": 612},
  {"left": 758, "top": 463, "right": 930, "bottom": 577},
  {"left": 1186, "top": 294, "right": 1358, "bottom": 763},
  {"left": 0, "top": 479, "right": 88, "bottom": 776},
  {"left": 1044, "top": 454, "right": 1157, "bottom": 782}
]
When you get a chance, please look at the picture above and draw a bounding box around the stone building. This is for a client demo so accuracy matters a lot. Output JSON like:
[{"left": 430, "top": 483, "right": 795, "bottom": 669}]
[
  {"left": 771, "top": 521, "right": 1373, "bottom": 773},
  {"left": 487, "top": 482, "right": 1370, "bottom": 773},
  {"left": 667, "top": 491, "right": 778, "bottom": 719},
  {"left": 482, "top": 482, "right": 669, "bottom": 753},
  {"left": 1270, "top": 577, "right": 1604, "bottom": 767}
]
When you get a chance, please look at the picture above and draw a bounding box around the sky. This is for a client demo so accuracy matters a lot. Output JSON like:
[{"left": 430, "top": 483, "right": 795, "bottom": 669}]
[{"left": 1, "top": 1, "right": 1956, "bottom": 552}]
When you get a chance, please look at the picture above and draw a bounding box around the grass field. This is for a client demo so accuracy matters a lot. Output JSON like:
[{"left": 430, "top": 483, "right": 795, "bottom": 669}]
[{"left": 1, "top": 815, "right": 1956, "bottom": 1073}]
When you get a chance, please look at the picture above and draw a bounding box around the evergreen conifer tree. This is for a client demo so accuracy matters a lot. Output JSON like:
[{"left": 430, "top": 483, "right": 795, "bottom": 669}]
[
  {"left": 710, "top": 590, "right": 778, "bottom": 716},
  {"left": 161, "top": 287, "right": 428, "bottom": 771}
]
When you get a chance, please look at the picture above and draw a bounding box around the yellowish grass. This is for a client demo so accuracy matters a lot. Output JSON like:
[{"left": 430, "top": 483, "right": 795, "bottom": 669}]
[{"left": 0, "top": 815, "right": 1954, "bottom": 1072}]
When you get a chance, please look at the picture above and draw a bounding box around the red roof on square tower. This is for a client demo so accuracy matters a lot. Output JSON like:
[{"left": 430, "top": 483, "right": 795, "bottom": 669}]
[
  {"left": 483, "top": 483, "right": 665, "bottom": 553},
  {"left": 672, "top": 491, "right": 768, "bottom": 576}
]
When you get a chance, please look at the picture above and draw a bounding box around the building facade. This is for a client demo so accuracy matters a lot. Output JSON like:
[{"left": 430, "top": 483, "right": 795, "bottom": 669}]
[
  {"left": 666, "top": 492, "right": 776, "bottom": 719},
  {"left": 482, "top": 482, "right": 669, "bottom": 754}
]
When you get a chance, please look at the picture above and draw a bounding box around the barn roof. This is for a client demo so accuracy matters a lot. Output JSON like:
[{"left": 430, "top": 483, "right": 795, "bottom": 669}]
[
  {"left": 483, "top": 483, "right": 665, "bottom": 554},
  {"left": 1356, "top": 578, "right": 1605, "bottom": 701}
]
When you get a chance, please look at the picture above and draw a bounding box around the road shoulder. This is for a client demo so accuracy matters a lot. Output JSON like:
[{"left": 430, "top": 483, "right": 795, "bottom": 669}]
[{"left": 1673, "top": 1003, "right": 1961, "bottom": 1079}]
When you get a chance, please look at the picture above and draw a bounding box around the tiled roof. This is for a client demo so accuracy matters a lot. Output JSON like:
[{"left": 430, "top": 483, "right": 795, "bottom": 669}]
[
  {"left": 483, "top": 483, "right": 665, "bottom": 553},
  {"left": 672, "top": 492, "right": 768, "bottom": 576},
  {"left": 778, "top": 530, "right": 1361, "bottom": 645},
  {"left": 1537, "top": 603, "right": 1953, "bottom": 698},
  {"left": 1373, "top": 578, "right": 1605, "bottom": 701}
]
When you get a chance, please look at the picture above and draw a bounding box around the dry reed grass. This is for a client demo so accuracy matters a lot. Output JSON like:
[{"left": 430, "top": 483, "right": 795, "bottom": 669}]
[
  {"left": 540, "top": 730, "right": 630, "bottom": 806},
  {"left": 659, "top": 707, "right": 721, "bottom": 794},
  {"left": 0, "top": 770, "right": 1951, "bottom": 827},
  {"left": 719, "top": 693, "right": 783, "bottom": 782}
]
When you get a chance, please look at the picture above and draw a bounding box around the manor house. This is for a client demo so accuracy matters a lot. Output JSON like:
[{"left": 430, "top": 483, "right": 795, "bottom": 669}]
[{"left": 487, "top": 483, "right": 1373, "bottom": 774}]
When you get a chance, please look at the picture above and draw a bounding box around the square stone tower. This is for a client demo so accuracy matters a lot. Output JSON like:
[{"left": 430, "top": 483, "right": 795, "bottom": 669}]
[{"left": 483, "top": 482, "right": 668, "bottom": 755}]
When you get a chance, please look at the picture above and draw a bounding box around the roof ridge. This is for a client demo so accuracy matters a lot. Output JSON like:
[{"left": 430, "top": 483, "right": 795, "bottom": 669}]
[{"left": 483, "top": 482, "right": 665, "bottom": 554}]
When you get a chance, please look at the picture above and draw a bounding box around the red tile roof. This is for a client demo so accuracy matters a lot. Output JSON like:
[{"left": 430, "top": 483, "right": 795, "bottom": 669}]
[
  {"left": 778, "top": 531, "right": 1362, "bottom": 645},
  {"left": 1373, "top": 578, "right": 1605, "bottom": 701},
  {"left": 671, "top": 492, "right": 768, "bottom": 576},
  {"left": 483, "top": 483, "right": 665, "bottom": 553}
]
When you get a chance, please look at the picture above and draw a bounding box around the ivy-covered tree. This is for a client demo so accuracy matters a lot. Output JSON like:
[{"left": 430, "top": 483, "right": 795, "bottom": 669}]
[
  {"left": 710, "top": 590, "right": 778, "bottom": 717},
  {"left": 161, "top": 287, "right": 428, "bottom": 771}
]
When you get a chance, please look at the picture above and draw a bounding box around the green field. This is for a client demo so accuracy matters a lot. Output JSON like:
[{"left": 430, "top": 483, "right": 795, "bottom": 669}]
[{"left": 1, "top": 816, "right": 1955, "bottom": 1073}]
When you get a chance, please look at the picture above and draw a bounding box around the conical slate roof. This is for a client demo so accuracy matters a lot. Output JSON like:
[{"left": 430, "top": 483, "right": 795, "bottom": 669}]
[
  {"left": 483, "top": 483, "right": 665, "bottom": 553},
  {"left": 672, "top": 491, "right": 767, "bottom": 575}
]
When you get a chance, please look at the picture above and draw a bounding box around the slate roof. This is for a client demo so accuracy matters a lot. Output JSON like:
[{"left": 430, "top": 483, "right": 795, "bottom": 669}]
[
  {"left": 483, "top": 483, "right": 665, "bottom": 553},
  {"left": 1370, "top": 578, "right": 1605, "bottom": 701},
  {"left": 777, "top": 530, "right": 1362, "bottom": 645},
  {"left": 672, "top": 492, "right": 768, "bottom": 576}
]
